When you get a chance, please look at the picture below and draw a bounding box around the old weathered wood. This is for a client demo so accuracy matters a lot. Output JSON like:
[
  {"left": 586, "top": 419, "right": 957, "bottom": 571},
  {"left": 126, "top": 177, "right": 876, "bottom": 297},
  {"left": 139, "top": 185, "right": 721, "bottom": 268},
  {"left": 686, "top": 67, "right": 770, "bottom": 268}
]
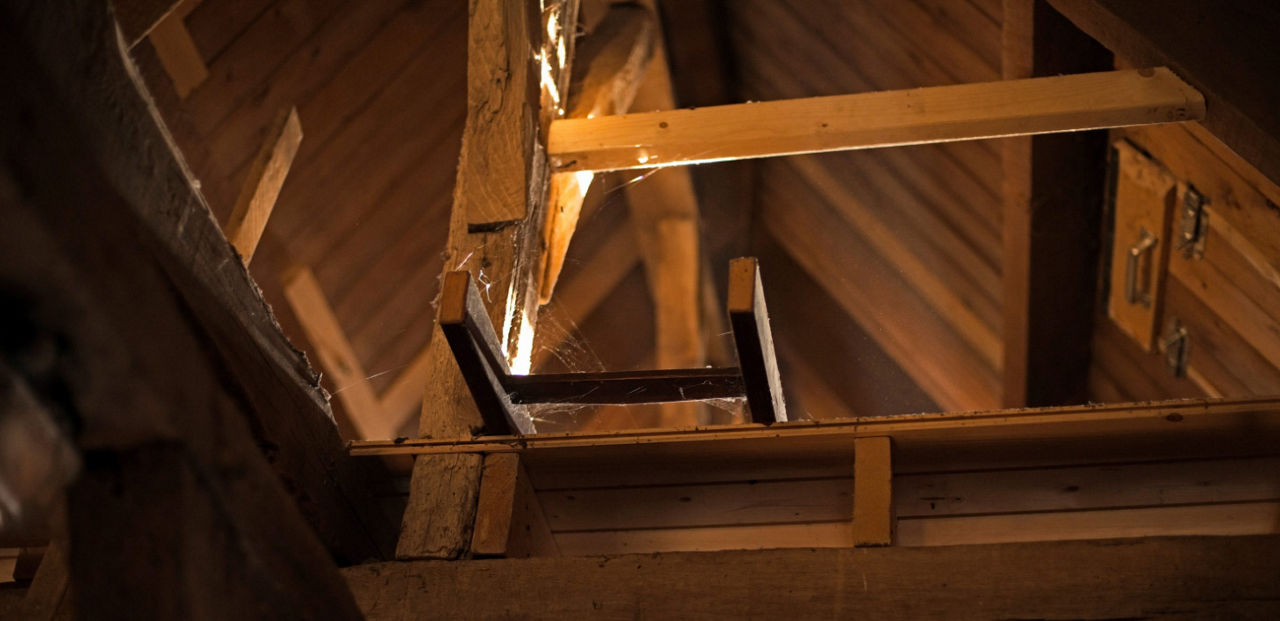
[
  {"left": 550, "top": 68, "right": 1202, "bottom": 172},
  {"left": 538, "top": 3, "right": 655, "bottom": 303},
  {"left": 852, "top": 436, "right": 894, "bottom": 547},
  {"left": 507, "top": 368, "right": 743, "bottom": 405},
  {"left": 345, "top": 535, "right": 1280, "bottom": 619},
  {"left": 1001, "top": 0, "right": 1113, "bottom": 407},
  {"left": 470, "top": 453, "right": 558, "bottom": 557},
  {"left": 727, "top": 258, "right": 786, "bottom": 424},
  {"left": 281, "top": 266, "right": 389, "bottom": 440},
  {"left": 17, "top": 536, "right": 70, "bottom": 620},
  {"left": 224, "top": 106, "right": 301, "bottom": 264},
  {"left": 400, "top": 0, "right": 559, "bottom": 560},
  {"left": 1, "top": 1, "right": 371, "bottom": 613},
  {"left": 1106, "top": 140, "right": 1177, "bottom": 351}
]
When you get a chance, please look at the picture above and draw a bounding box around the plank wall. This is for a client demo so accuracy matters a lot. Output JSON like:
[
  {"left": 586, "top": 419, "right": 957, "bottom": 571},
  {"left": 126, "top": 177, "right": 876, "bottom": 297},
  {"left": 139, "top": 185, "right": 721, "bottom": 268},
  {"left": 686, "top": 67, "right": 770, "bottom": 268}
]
[{"left": 727, "top": 0, "right": 1005, "bottom": 414}]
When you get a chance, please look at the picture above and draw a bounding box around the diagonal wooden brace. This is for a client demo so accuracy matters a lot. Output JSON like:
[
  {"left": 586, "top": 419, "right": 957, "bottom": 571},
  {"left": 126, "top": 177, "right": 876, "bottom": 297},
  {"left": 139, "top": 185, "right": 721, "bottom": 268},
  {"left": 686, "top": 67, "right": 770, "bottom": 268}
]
[{"left": 728, "top": 257, "right": 788, "bottom": 424}]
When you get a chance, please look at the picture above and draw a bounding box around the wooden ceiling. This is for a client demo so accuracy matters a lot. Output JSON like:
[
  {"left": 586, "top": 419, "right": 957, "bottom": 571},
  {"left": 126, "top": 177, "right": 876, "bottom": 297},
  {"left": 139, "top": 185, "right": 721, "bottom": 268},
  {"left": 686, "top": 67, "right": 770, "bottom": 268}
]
[{"left": 135, "top": 0, "right": 1280, "bottom": 440}]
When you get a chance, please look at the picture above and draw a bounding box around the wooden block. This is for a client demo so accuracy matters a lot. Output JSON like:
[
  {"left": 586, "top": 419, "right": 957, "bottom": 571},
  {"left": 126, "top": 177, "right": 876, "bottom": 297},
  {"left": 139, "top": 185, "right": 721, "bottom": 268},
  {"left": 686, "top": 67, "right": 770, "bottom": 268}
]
[
  {"left": 147, "top": 4, "right": 208, "bottom": 99},
  {"left": 1107, "top": 140, "right": 1178, "bottom": 351},
  {"left": 853, "top": 436, "right": 894, "bottom": 547},
  {"left": 224, "top": 107, "right": 301, "bottom": 265},
  {"left": 471, "top": 453, "right": 558, "bottom": 558},
  {"left": 112, "top": 0, "right": 183, "bottom": 48},
  {"left": 728, "top": 257, "right": 786, "bottom": 424},
  {"left": 549, "top": 68, "right": 1204, "bottom": 172}
]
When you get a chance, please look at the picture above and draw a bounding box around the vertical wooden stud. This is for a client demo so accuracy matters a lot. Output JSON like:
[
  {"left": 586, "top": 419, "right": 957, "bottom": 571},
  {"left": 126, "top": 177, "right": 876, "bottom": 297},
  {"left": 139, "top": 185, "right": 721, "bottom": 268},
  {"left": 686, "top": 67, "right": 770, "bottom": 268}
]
[
  {"left": 728, "top": 257, "right": 787, "bottom": 424},
  {"left": 470, "top": 453, "right": 558, "bottom": 558},
  {"left": 853, "top": 436, "right": 895, "bottom": 547}
]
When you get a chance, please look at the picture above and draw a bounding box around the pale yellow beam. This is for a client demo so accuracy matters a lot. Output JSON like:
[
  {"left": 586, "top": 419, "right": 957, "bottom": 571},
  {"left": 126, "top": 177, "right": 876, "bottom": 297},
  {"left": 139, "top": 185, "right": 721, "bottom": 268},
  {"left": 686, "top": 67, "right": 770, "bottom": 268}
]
[
  {"left": 224, "top": 107, "right": 302, "bottom": 265},
  {"left": 549, "top": 67, "right": 1204, "bottom": 173}
]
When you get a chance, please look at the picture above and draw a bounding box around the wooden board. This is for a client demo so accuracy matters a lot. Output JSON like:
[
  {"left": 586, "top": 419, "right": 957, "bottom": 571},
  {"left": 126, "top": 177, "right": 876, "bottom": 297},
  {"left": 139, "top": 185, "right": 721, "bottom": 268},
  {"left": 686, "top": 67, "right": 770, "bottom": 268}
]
[
  {"left": 344, "top": 535, "right": 1280, "bottom": 619},
  {"left": 1107, "top": 140, "right": 1177, "bottom": 350},
  {"left": 549, "top": 68, "right": 1203, "bottom": 172}
]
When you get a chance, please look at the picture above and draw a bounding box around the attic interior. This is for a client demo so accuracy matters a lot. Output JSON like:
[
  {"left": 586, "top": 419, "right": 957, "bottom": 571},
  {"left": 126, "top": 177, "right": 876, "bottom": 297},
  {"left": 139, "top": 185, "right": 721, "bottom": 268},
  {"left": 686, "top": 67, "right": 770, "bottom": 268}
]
[{"left": 2, "top": 0, "right": 1279, "bottom": 617}]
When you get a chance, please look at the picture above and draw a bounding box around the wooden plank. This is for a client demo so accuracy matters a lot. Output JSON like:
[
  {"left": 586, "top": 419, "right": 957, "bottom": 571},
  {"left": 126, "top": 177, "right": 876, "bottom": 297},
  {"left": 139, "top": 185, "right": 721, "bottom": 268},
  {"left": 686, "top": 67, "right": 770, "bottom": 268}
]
[
  {"left": 352, "top": 396, "right": 1280, "bottom": 463},
  {"left": 438, "top": 271, "right": 533, "bottom": 436},
  {"left": 281, "top": 267, "right": 388, "bottom": 440},
  {"left": 1106, "top": 139, "right": 1177, "bottom": 350},
  {"left": 1001, "top": 0, "right": 1112, "bottom": 407},
  {"left": 400, "top": 0, "right": 558, "bottom": 560},
  {"left": 17, "top": 537, "right": 69, "bottom": 620},
  {"left": 727, "top": 257, "right": 786, "bottom": 424},
  {"left": 223, "top": 106, "right": 301, "bottom": 264},
  {"left": 471, "top": 453, "right": 557, "bottom": 557},
  {"left": 538, "top": 3, "right": 655, "bottom": 303},
  {"left": 853, "top": 436, "right": 895, "bottom": 547},
  {"left": 345, "top": 535, "right": 1280, "bottom": 619},
  {"left": 549, "top": 68, "right": 1203, "bottom": 172},
  {"left": 4, "top": 0, "right": 395, "bottom": 565},
  {"left": 147, "top": 2, "right": 208, "bottom": 99},
  {"left": 1047, "top": 0, "right": 1280, "bottom": 189},
  {"left": 507, "top": 368, "right": 743, "bottom": 405}
]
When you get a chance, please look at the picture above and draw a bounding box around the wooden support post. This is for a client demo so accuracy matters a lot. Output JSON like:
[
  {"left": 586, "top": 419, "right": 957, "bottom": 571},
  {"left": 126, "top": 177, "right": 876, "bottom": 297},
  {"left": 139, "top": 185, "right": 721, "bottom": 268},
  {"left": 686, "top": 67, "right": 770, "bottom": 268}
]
[
  {"left": 438, "top": 271, "right": 534, "bottom": 435},
  {"left": 470, "top": 453, "right": 558, "bottom": 558},
  {"left": 538, "top": 2, "right": 656, "bottom": 303},
  {"left": 549, "top": 68, "right": 1202, "bottom": 173},
  {"left": 727, "top": 258, "right": 786, "bottom": 424},
  {"left": 224, "top": 107, "right": 301, "bottom": 265},
  {"left": 853, "top": 436, "right": 895, "bottom": 547},
  {"left": 281, "top": 266, "right": 389, "bottom": 440},
  {"left": 399, "top": 0, "right": 567, "bottom": 560},
  {"left": 1002, "top": 0, "right": 1113, "bottom": 407}
]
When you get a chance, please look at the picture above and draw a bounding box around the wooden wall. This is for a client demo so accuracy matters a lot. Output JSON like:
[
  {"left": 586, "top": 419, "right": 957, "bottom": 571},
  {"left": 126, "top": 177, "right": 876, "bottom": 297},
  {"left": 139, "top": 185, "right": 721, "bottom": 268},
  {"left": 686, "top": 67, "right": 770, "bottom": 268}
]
[{"left": 727, "top": 0, "right": 1004, "bottom": 414}]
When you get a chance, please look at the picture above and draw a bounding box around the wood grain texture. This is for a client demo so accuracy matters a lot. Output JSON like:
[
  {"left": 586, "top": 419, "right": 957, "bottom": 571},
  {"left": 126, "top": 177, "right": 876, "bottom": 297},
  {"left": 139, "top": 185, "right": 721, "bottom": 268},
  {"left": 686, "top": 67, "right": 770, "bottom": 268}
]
[
  {"left": 224, "top": 106, "right": 301, "bottom": 264},
  {"left": 471, "top": 453, "right": 557, "bottom": 557},
  {"left": 146, "top": 3, "right": 208, "bottom": 99},
  {"left": 550, "top": 68, "right": 1203, "bottom": 172},
  {"left": 3, "top": 0, "right": 395, "bottom": 565},
  {"left": 345, "top": 535, "right": 1280, "bottom": 619},
  {"left": 1107, "top": 139, "right": 1177, "bottom": 350}
]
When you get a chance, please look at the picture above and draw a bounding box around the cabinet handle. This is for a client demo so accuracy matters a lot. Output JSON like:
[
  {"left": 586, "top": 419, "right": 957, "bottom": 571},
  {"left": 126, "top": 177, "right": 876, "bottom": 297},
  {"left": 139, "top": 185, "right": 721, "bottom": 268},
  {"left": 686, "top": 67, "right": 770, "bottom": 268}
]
[{"left": 1125, "top": 229, "right": 1158, "bottom": 307}]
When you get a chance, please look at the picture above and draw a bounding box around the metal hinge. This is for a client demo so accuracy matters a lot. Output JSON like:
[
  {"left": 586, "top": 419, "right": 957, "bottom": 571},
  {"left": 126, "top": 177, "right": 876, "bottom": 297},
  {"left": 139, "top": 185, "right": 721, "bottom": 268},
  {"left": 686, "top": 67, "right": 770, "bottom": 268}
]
[
  {"left": 1176, "top": 185, "right": 1209, "bottom": 259},
  {"left": 1159, "top": 317, "right": 1191, "bottom": 377}
]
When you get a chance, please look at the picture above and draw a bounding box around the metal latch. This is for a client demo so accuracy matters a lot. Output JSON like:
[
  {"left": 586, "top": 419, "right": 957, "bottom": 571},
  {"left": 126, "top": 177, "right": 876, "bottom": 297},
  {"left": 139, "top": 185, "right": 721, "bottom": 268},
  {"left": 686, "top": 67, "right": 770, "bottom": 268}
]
[
  {"left": 1159, "top": 317, "right": 1191, "bottom": 377},
  {"left": 1176, "top": 185, "right": 1208, "bottom": 259}
]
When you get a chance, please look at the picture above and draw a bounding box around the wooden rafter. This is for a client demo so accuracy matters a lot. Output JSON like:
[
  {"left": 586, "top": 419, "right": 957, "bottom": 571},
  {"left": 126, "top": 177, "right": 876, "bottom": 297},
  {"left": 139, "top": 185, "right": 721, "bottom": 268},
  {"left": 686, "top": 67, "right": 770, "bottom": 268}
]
[
  {"left": 549, "top": 68, "right": 1203, "bottom": 172},
  {"left": 224, "top": 106, "right": 301, "bottom": 265}
]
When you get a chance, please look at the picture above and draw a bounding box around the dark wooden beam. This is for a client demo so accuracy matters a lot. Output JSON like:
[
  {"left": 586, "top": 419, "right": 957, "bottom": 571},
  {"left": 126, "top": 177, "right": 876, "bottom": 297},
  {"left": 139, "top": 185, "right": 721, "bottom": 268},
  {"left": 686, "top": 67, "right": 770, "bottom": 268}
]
[
  {"left": 345, "top": 535, "right": 1280, "bottom": 619},
  {"left": 1, "top": 2, "right": 389, "bottom": 613},
  {"left": 727, "top": 257, "right": 786, "bottom": 424},
  {"left": 1001, "top": 0, "right": 1112, "bottom": 407}
]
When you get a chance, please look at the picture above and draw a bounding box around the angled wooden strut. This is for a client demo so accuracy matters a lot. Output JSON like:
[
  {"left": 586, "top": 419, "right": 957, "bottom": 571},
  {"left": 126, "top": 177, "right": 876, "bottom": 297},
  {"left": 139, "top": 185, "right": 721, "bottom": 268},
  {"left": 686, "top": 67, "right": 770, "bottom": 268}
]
[{"left": 438, "top": 257, "right": 786, "bottom": 434}]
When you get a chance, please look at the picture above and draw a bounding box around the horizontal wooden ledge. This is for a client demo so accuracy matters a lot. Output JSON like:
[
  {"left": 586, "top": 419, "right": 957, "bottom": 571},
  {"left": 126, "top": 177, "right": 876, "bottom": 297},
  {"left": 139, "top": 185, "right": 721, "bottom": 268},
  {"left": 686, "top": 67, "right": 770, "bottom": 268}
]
[
  {"left": 506, "top": 368, "right": 744, "bottom": 404},
  {"left": 548, "top": 67, "right": 1204, "bottom": 172},
  {"left": 349, "top": 395, "right": 1280, "bottom": 455}
]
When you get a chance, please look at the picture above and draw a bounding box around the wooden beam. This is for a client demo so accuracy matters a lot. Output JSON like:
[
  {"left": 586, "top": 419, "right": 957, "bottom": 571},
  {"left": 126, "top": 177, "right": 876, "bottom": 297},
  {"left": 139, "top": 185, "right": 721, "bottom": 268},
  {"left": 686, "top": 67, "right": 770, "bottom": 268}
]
[
  {"left": 17, "top": 536, "right": 69, "bottom": 620},
  {"left": 1, "top": 0, "right": 372, "bottom": 611},
  {"left": 506, "top": 368, "right": 743, "bottom": 404},
  {"left": 538, "top": 3, "right": 655, "bottom": 303},
  {"left": 350, "top": 395, "right": 1280, "bottom": 458},
  {"left": 852, "top": 436, "right": 895, "bottom": 547},
  {"left": 282, "top": 267, "right": 389, "bottom": 440},
  {"left": 146, "top": 0, "right": 208, "bottom": 99},
  {"left": 345, "top": 535, "right": 1280, "bottom": 619},
  {"left": 224, "top": 106, "right": 301, "bottom": 265},
  {"left": 3, "top": 0, "right": 395, "bottom": 566},
  {"left": 549, "top": 68, "right": 1203, "bottom": 172},
  {"left": 470, "top": 453, "right": 558, "bottom": 557},
  {"left": 727, "top": 257, "right": 786, "bottom": 424},
  {"left": 1001, "top": 0, "right": 1113, "bottom": 407},
  {"left": 1046, "top": 0, "right": 1280, "bottom": 188},
  {"left": 400, "top": 0, "right": 565, "bottom": 561}
]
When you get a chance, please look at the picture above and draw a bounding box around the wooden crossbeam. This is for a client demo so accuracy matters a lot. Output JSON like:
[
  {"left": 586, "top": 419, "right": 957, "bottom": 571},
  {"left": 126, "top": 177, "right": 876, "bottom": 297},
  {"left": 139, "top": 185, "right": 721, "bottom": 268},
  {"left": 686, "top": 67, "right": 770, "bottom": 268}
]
[
  {"left": 224, "top": 107, "right": 301, "bottom": 265},
  {"left": 145, "top": 0, "right": 207, "bottom": 99},
  {"left": 349, "top": 395, "right": 1280, "bottom": 457},
  {"left": 506, "top": 368, "right": 743, "bottom": 404},
  {"left": 549, "top": 67, "right": 1203, "bottom": 172}
]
